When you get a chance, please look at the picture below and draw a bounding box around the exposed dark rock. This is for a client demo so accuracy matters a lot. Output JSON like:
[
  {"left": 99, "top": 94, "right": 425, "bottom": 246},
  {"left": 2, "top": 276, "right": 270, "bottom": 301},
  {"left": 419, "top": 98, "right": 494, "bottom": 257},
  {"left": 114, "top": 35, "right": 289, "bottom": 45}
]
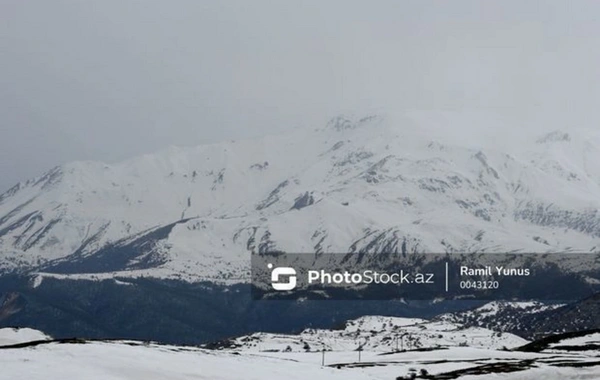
[
  {"left": 250, "top": 162, "right": 269, "bottom": 170},
  {"left": 326, "top": 116, "right": 354, "bottom": 131},
  {"left": 515, "top": 202, "right": 600, "bottom": 237},
  {"left": 256, "top": 180, "right": 289, "bottom": 210},
  {"left": 291, "top": 192, "right": 315, "bottom": 210},
  {"left": 536, "top": 131, "right": 571, "bottom": 144},
  {"left": 211, "top": 169, "right": 225, "bottom": 191},
  {"left": 40, "top": 219, "right": 193, "bottom": 274}
]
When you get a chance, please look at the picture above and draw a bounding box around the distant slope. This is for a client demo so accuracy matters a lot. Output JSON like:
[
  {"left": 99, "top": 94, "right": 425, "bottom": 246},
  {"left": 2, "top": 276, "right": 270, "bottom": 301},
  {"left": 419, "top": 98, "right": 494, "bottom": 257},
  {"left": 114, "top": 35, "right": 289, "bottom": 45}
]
[
  {"left": 207, "top": 315, "right": 527, "bottom": 352},
  {"left": 436, "top": 293, "right": 600, "bottom": 340},
  {"left": 519, "top": 293, "right": 600, "bottom": 339},
  {"left": 436, "top": 301, "right": 564, "bottom": 335},
  {"left": 0, "top": 275, "right": 473, "bottom": 345}
]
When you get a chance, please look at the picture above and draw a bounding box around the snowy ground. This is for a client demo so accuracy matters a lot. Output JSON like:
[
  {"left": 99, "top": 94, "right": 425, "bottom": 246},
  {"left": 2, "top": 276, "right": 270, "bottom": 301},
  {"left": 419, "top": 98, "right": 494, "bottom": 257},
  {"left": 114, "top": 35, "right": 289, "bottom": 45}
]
[
  {"left": 1, "top": 338, "right": 599, "bottom": 380},
  {"left": 2, "top": 325, "right": 599, "bottom": 380}
]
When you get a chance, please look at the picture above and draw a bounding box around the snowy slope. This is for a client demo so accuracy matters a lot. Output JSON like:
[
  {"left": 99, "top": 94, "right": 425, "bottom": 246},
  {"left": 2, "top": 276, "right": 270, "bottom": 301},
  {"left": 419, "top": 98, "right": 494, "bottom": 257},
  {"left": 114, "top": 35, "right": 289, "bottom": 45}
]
[
  {"left": 1, "top": 113, "right": 600, "bottom": 281},
  {"left": 0, "top": 327, "right": 50, "bottom": 346}
]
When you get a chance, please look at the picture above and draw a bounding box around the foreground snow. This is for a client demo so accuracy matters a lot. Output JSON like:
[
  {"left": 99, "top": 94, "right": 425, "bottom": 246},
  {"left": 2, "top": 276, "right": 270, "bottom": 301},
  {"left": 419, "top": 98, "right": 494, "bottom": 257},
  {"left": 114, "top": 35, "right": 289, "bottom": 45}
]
[
  {"left": 0, "top": 340, "right": 374, "bottom": 380},
  {"left": 1, "top": 330, "right": 599, "bottom": 380}
]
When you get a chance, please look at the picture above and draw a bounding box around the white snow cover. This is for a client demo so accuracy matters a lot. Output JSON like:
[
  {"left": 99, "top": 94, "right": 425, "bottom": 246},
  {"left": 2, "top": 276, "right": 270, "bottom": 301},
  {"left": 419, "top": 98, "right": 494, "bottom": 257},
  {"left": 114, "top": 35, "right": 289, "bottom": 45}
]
[
  {"left": 1, "top": 327, "right": 598, "bottom": 380},
  {"left": 1, "top": 112, "right": 600, "bottom": 281},
  {"left": 0, "top": 327, "right": 50, "bottom": 346},
  {"left": 549, "top": 332, "right": 600, "bottom": 348},
  {"left": 224, "top": 315, "right": 528, "bottom": 353}
]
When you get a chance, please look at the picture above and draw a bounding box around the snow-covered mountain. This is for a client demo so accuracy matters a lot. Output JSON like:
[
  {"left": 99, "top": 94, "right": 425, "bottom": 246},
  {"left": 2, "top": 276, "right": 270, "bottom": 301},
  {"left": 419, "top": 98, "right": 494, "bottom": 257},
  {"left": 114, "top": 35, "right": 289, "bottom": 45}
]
[{"left": 1, "top": 112, "right": 600, "bottom": 281}]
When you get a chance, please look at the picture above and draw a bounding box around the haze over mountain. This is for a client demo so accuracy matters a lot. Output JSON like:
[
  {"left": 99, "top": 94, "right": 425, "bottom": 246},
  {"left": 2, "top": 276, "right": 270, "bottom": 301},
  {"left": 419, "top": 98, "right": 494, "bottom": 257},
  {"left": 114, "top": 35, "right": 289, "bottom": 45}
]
[{"left": 4, "top": 1, "right": 600, "bottom": 197}]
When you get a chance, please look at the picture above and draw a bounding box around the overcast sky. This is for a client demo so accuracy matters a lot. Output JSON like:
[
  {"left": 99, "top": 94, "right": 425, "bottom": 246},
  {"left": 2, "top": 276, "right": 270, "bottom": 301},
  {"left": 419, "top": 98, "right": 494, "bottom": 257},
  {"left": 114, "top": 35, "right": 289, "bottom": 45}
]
[{"left": 2, "top": 0, "right": 600, "bottom": 192}]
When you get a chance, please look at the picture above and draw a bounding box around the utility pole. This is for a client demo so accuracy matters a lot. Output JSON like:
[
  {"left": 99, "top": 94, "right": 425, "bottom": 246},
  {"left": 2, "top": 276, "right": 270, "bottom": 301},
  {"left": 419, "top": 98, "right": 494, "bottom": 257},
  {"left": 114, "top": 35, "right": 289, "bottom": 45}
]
[{"left": 321, "top": 348, "right": 325, "bottom": 366}]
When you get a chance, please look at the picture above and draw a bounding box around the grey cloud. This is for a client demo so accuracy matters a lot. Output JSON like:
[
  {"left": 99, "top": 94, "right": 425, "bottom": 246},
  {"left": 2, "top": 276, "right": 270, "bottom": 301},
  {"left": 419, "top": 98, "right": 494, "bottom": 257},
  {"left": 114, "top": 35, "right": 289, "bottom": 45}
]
[{"left": 1, "top": 0, "right": 599, "bottom": 191}]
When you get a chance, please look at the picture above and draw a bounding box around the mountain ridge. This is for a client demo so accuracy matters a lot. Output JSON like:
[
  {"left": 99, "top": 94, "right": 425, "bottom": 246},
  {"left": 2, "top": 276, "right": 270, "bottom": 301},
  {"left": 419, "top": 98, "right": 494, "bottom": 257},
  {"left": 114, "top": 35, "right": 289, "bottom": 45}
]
[{"left": 1, "top": 113, "right": 599, "bottom": 281}]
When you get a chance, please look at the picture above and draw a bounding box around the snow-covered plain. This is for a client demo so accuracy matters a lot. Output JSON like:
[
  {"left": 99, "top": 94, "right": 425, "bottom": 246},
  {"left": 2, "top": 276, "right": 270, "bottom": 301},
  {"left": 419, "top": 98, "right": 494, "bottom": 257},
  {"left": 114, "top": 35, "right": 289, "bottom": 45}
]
[{"left": 1, "top": 325, "right": 599, "bottom": 380}]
